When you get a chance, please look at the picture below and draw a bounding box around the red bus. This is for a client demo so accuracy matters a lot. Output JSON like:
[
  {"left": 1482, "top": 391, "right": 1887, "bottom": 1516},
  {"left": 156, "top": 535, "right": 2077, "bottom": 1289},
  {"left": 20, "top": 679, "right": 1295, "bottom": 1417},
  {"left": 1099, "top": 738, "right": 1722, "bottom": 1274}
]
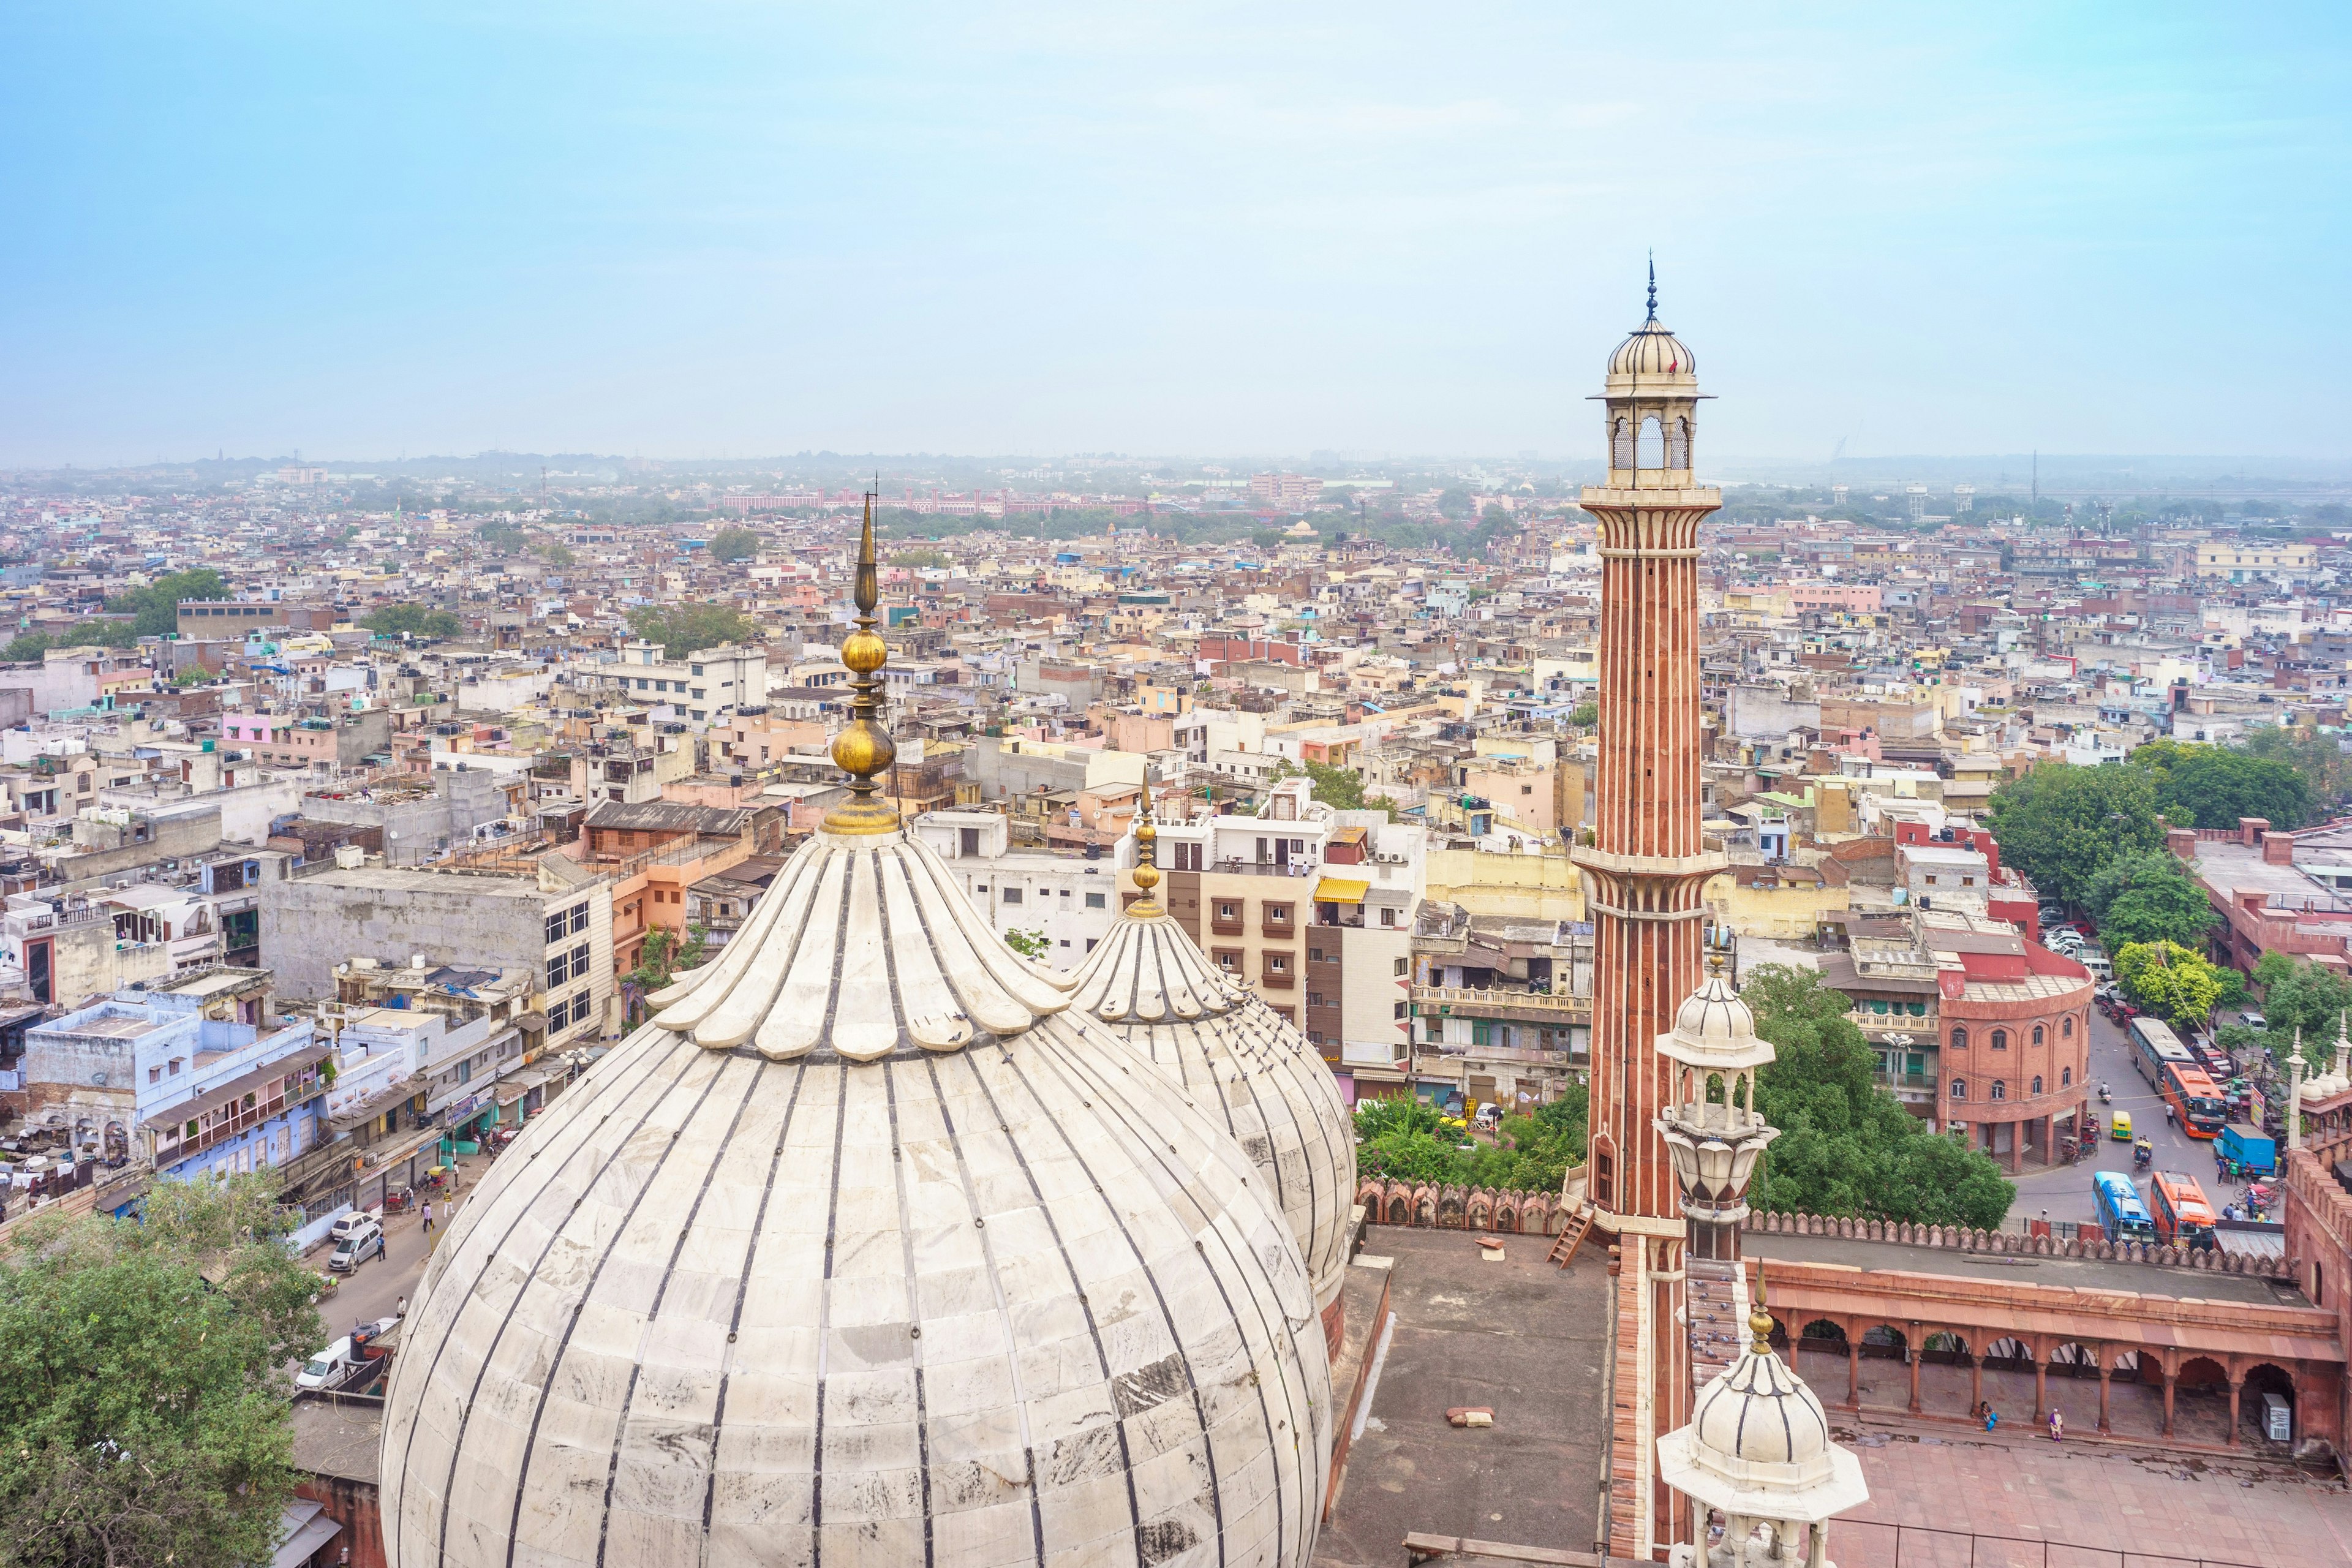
[
  {"left": 2162, "top": 1061, "right": 2228, "bottom": 1138},
  {"left": 2150, "top": 1172, "right": 2218, "bottom": 1250}
]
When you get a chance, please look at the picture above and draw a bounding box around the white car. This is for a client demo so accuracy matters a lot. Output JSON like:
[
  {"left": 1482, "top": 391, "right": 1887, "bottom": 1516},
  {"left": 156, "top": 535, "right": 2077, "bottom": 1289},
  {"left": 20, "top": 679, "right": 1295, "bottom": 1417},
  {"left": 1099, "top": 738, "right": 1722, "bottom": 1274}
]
[{"left": 328, "top": 1207, "right": 381, "bottom": 1242}]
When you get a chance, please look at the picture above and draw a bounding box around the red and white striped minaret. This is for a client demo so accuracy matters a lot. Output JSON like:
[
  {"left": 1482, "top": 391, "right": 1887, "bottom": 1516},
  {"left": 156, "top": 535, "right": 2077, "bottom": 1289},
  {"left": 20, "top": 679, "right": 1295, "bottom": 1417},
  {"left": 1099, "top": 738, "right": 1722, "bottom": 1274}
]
[{"left": 1569, "top": 266, "right": 1727, "bottom": 1561}]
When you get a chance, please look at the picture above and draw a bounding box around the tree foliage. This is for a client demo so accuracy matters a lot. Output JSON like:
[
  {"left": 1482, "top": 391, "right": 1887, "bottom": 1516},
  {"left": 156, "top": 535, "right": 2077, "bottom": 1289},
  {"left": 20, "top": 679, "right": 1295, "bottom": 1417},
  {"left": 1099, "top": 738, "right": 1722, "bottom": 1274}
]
[
  {"left": 2, "top": 624, "right": 140, "bottom": 662},
  {"left": 1985, "top": 763, "right": 2163, "bottom": 908},
  {"left": 2113, "top": 940, "right": 2224, "bottom": 1027},
  {"left": 1350, "top": 1087, "right": 1588, "bottom": 1193},
  {"left": 0, "top": 1172, "right": 319, "bottom": 1568},
  {"left": 104, "top": 568, "right": 228, "bottom": 639},
  {"left": 2129, "top": 739, "right": 2312, "bottom": 831},
  {"left": 361, "top": 603, "right": 464, "bottom": 638},
  {"left": 1002, "top": 926, "right": 1050, "bottom": 960},
  {"left": 625, "top": 925, "right": 709, "bottom": 991},
  {"left": 625, "top": 601, "right": 754, "bottom": 659},
  {"left": 1741, "top": 964, "right": 2014, "bottom": 1228},
  {"left": 2241, "top": 725, "right": 2352, "bottom": 818},
  {"left": 2082, "top": 850, "right": 2219, "bottom": 949},
  {"left": 2251, "top": 951, "right": 2352, "bottom": 1068},
  {"left": 706, "top": 527, "right": 761, "bottom": 563}
]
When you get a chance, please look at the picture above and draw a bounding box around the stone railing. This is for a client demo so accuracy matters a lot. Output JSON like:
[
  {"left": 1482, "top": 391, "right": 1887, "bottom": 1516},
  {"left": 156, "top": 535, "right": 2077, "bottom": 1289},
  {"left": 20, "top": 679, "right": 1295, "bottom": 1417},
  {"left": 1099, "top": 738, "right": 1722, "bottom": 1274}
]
[
  {"left": 1355, "top": 1176, "right": 1565, "bottom": 1236},
  {"left": 1747, "top": 1208, "right": 2294, "bottom": 1280}
]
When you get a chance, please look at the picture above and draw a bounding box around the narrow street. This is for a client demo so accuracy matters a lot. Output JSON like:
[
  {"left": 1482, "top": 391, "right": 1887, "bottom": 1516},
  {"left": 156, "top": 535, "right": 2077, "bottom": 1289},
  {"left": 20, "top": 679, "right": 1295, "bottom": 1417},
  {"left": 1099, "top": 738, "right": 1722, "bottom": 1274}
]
[
  {"left": 292, "top": 1151, "right": 490, "bottom": 1359},
  {"left": 2004, "top": 1006, "right": 2253, "bottom": 1227}
]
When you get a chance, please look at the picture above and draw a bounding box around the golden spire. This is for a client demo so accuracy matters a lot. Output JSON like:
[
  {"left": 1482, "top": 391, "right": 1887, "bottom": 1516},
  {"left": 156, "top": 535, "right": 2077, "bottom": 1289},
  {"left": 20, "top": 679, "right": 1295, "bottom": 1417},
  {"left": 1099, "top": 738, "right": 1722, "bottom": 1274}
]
[
  {"left": 1127, "top": 794, "right": 1163, "bottom": 916},
  {"left": 1749, "top": 1262, "right": 1773, "bottom": 1354},
  {"left": 820, "top": 487, "right": 901, "bottom": 835}
]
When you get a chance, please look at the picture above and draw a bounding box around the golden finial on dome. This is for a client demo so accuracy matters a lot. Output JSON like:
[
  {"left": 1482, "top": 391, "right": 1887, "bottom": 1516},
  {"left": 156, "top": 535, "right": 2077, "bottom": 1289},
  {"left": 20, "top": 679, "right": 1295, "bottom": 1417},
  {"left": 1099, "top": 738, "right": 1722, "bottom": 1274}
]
[
  {"left": 1127, "top": 796, "right": 1163, "bottom": 914},
  {"left": 1749, "top": 1262, "right": 1773, "bottom": 1354},
  {"left": 821, "top": 484, "right": 901, "bottom": 835}
]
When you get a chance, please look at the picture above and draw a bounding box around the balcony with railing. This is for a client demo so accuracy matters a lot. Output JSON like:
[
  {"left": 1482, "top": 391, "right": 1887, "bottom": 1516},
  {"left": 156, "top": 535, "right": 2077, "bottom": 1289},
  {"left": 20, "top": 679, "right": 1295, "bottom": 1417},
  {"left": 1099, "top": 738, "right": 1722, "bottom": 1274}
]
[{"left": 1411, "top": 984, "right": 1584, "bottom": 1023}]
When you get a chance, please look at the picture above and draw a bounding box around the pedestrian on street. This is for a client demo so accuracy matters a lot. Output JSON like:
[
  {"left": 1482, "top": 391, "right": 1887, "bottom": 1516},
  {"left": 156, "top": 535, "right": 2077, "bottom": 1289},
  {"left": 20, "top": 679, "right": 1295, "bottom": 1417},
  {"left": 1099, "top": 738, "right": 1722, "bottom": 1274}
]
[
  {"left": 374, "top": 1231, "right": 387, "bottom": 1264},
  {"left": 422, "top": 1199, "right": 435, "bottom": 1234},
  {"left": 2049, "top": 1409, "right": 2064, "bottom": 1442},
  {"left": 396, "top": 1294, "right": 408, "bottom": 1319}
]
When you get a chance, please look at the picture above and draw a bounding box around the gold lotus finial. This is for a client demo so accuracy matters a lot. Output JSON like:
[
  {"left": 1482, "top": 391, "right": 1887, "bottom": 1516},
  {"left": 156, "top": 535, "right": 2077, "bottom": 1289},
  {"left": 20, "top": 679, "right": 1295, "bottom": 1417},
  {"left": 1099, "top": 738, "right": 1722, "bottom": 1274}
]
[
  {"left": 1127, "top": 794, "right": 1163, "bottom": 914},
  {"left": 1749, "top": 1262, "right": 1773, "bottom": 1354},
  {"left": 821, "top": 485, "right": 900, "bottom": 835}
]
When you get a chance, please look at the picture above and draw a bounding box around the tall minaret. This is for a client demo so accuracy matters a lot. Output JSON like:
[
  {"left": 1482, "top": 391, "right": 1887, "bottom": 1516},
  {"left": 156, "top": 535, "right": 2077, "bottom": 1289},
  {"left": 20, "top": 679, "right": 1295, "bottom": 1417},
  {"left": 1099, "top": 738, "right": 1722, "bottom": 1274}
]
[
  {"left": 1574, "top": 270, "right": 1725, "bottom": 1223},
  {"left": 1570, "top": 268, "right": 1727, "bottom": 1562}
]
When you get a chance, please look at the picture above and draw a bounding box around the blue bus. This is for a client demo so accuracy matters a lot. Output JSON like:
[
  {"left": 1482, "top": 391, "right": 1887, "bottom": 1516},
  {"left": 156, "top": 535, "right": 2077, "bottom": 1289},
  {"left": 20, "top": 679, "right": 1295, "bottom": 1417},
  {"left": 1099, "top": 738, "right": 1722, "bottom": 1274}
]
[{"left": 2092, "top": 1170, "right": 2156, "bottom": 1244}]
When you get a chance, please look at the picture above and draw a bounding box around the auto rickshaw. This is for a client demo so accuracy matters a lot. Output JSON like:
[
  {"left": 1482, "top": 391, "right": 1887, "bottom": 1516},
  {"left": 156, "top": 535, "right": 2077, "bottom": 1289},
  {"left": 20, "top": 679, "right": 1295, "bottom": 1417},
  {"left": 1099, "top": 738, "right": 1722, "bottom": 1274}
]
[
  {"left": 2111, "top": 1109, "right": 2133, "bottom": 1141},
  {"left": 2134, "top": 1137, "right": 2154, "bottom": 1170}
]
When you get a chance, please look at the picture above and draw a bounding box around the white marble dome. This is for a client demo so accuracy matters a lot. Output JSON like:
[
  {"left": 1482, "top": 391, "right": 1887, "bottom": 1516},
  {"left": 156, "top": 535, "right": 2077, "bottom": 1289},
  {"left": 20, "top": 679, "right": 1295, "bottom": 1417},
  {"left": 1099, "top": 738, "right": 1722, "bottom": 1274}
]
[
  {"left": 378, "top": 827, "right": 1333, "bottom": 1568},
  {"left": 1658, "top": 967, "right": 1774, "bottom": 1073},
  {"left": 1657, "top": 1301, "right": 1868, "bottom": 1526},
  {"left": 1058, "top": 894, "right": 1358, "bottom": 1338}
]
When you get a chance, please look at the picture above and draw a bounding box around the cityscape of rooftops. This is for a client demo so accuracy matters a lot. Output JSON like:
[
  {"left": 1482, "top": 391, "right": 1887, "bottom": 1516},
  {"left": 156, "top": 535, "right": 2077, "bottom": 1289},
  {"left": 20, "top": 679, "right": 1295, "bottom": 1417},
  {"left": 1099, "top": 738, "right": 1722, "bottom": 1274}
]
[{"left": 3, "top": 9, "right": 2351, "bottom": 1568}]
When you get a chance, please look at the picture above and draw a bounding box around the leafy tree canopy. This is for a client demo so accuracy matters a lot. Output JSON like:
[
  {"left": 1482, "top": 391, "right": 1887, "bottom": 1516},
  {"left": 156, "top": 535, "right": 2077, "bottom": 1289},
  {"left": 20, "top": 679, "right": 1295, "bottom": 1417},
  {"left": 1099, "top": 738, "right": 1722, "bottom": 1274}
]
[
  {"left": 2130, "top": 738, "right": 2312, "bottom": 831},
  {"left": 1985, "top": 763, "right": 2163, "bottom": 908},
  {"left": 1351, "top": 1087, "right": 1588, "bottom": 1193},
  {"left": 1267, "top": 758, "right": 1398, "bottom": 821},
  {"left": 625, "top": 601, "right": 754, "bottom": 660},
  {"left": 2083, "top": 850, "right": 2220, "bottom": 949},
  {"left": 625, "top": 924, "right": 708, "bottom": 992},
  {"left": 1003, "top": 926, "right": 1050, "bottom": 960},
  {"left": 2113, "top": 940, "right": 2224, "bottom": 1027},
  {"left": 361, "top": 603, "right": 464, "bottom": 638},
  {"left": 1567, "top": 700, "right": 1599, "bottom": 729},
  {"left": 2251, "top": 951, "right": 2352, "bottom": 1068},
  {"left": 2241, "top": 725, "right": 2352, "bottom": 818},
  {"left": 891, "top": 548, "right": 950, "bottom": 570},
  {"left": 105, "top": 567, "right": 227, "bottom": 638},
  {"left": 0, "top": 1172, "right": 319, "bottom": 1568},
  {"left": 1742, "top": 964, "right": 2014, "bottom": 1229},
  {"left": 3, "top": 623, "right": 140, "bottom": 662},
  {"left": 706, "top": 527, "right": 761, "bottom": 563}
]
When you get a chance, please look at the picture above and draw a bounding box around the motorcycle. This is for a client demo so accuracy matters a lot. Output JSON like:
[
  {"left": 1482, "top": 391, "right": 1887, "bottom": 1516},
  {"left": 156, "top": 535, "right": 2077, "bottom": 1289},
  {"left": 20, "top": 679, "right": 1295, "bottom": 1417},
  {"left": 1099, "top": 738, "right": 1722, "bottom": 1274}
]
[
  {"left": 2133, "top": 1138, "right": 2154, "bottom": 1170},
  {"left": 2098, "top": 1085, "right": 2112, "bottom": 1104}
]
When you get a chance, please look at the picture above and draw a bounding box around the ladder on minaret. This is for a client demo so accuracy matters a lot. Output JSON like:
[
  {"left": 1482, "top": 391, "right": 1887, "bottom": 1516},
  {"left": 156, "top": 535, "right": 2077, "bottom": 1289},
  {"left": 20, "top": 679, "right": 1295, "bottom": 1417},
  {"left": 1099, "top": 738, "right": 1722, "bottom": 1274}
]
[{"left": 1547, "top": 1205, "right": 1595, "bottom": 1268}]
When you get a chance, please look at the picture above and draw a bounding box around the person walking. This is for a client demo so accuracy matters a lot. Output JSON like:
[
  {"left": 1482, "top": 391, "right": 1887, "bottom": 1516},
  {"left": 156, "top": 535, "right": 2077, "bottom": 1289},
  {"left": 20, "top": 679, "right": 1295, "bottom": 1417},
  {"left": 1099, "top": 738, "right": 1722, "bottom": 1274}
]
[
  {"left": 421, "top": 1199, "right": 435, "bottom": 1234},
  {"left": 396, "top": 1294, "right": 408, "bottom": 1319},
  {"left": 374, "top": 1231, "right": 388, "bottom": 1264}
]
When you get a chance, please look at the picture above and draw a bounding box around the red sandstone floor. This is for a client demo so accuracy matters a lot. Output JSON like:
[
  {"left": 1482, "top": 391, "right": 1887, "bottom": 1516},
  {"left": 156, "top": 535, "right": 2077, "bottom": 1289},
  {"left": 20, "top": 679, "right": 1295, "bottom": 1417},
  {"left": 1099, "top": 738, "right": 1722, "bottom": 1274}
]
[
  {"left": 1793, "top": 1348, "right": 2280, "bottom": 1447},
  {"left": 1823, "top": 1417, "right": 2352, "bottom": 1567}
]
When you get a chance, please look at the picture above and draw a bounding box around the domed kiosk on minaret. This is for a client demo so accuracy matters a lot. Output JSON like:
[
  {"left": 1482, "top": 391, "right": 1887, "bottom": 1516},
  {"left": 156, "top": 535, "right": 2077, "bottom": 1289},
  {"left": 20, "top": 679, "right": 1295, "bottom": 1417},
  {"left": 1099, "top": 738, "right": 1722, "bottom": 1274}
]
[
  {"left": 1059, "top": 811, "right": 1359, "bottom": 1355},
  {"left": 379, "top": 499, "right": 1333, "bottom": 1568}
]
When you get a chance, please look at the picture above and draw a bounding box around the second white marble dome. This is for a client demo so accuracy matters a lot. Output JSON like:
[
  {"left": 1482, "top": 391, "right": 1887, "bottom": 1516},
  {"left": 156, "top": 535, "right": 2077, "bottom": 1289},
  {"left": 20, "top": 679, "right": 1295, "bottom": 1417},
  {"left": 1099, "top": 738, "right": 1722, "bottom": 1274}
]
[
  {"left": 1061, "top": 907, "right": 1358, "bottom": 1324},
  {"left": 377, "top": 828, "right": 1333, "bottom": 1568}
]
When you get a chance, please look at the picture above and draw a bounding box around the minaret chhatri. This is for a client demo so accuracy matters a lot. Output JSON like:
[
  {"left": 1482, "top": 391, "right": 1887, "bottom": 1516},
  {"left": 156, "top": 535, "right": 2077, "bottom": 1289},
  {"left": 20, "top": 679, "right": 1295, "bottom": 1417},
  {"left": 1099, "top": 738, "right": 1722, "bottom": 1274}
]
[{"left": 1568, "top": 267, "right": 1728, "bottom": 1562}]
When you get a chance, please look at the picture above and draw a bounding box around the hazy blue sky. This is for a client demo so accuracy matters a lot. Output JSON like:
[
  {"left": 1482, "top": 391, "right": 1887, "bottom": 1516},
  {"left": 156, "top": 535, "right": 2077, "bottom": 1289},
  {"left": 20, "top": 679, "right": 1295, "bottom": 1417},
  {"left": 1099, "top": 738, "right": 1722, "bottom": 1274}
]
[{"left": 4, "top": 4, "right": 2346, "bottom": 467}]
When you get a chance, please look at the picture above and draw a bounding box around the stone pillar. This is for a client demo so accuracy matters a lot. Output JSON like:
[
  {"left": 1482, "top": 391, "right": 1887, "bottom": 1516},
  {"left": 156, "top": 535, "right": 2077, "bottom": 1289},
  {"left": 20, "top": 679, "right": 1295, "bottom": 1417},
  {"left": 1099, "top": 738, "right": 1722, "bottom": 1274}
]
[
  {"left": 2228, "top": 1379, "right": 2243, "bottom": 1447},
  {"left": 2097, "top": 1365, "right": 2113, "bottom": 1434},
  {"left": 2033, "top": 1349, "right": 2048, "bottom": 1422},
  {"left": 2162, "top": 1371, "right": 2178, "bottom": 1438},
  {"left": 2006, "top": 1121, "right": 2021, "bottom": 1176},
  {"left": 1846, "top": 1339, "right": 1860, "bottom": 1410},
  {"left": 1907, "top": 1338, "right": 1923, "bottom": 1415},
  {"left": 1970, "top": 1350, "right": 1983, "bottom": 1417}
]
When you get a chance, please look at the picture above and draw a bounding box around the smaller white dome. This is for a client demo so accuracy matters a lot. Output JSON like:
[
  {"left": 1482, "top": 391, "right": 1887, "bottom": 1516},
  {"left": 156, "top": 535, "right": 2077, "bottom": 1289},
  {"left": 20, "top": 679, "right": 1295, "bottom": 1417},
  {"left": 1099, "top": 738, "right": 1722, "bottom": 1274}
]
[
  {"left": 1657, "top": 1297, "right": 1870, "bottom": 1526},
  {"left": 1656, "top": 967, "right": 1776, "bottom": 1074},
  {"left": 1608, "top": 317, "right": 1697, "bottom": 380}
]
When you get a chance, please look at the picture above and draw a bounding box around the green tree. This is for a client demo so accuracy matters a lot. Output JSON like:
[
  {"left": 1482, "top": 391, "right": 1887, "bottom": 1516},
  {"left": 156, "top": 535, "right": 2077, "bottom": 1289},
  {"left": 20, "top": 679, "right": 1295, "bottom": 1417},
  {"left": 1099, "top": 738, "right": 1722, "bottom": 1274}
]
[
  {"left": 2242, "top": 725, "right": 2352, "bottom": 816},
  {"left": 2082, "top": 850, "right": 2220, "bottom": 949},
  {"left": 625, "top": 925, "right": 709, "bottom": 990},
  {"left": 536, "top": 541, "right": 576, "bottom": 567},
  {"left": 1741, "top": 964, "right": 2014, "bottom": 1228},
  {"left": 1567, "top": 700, "right": 1599, "bottom": 728},
  {"left": 0, "top": 1172, "right": 319, "bottom": 1568},
  {"left": 2113, "top": 940, "right": 2225, "bottom": 1027},
  {"left": 361, "top": 603, "right": 464, "bottom": 638},
  {"left": 104, "top": 567, "right": 227, "bottom": 638},
  {"left": 1985, "top": 763, "right": 2163, "bottom": 909},
  {"left": 1268, "top": 758, "right": 1371, "bottom": 812},
  {"left": 626, "top": 602, "right": 755, "bottom": 659},
  {"left": 1436, "top": 486, "right": 1476, "bottom": 520},
  {"left": 2129, "top": 739, "right": 2312, "bottom": 831},
  {"left": 1003, "top": 927, "right": 1050, "bottom": 960},
  {"left": 707, "top": 527, "right": 761, "bottom": 563},
  {"left": 477, "top": 521, "right": 527, "bottom": 552},
  {"left": 890, "top": 549, "right": 950, "bottom": 570},
  {"left": 2252, "top": 951, "right": 2352, "bottom": 1066}
]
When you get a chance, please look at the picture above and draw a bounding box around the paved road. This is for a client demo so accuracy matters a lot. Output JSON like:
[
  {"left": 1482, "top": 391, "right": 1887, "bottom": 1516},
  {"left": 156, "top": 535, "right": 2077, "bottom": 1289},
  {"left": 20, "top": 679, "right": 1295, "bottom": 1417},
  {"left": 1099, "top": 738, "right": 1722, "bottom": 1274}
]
[
  {"left": 2005, "top": 1006, "right": 2251, "bottom": 1226},
  {"left": 294, "top": 1152, "right": 490, "bottom": 1360}
]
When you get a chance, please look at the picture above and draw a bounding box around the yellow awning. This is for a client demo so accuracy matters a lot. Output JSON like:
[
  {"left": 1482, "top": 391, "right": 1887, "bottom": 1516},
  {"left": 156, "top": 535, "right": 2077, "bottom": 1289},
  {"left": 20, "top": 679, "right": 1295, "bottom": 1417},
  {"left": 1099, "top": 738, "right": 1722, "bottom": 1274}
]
[{"left": 1315, "top": 878, "right": 1369, "bottom": 904}]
